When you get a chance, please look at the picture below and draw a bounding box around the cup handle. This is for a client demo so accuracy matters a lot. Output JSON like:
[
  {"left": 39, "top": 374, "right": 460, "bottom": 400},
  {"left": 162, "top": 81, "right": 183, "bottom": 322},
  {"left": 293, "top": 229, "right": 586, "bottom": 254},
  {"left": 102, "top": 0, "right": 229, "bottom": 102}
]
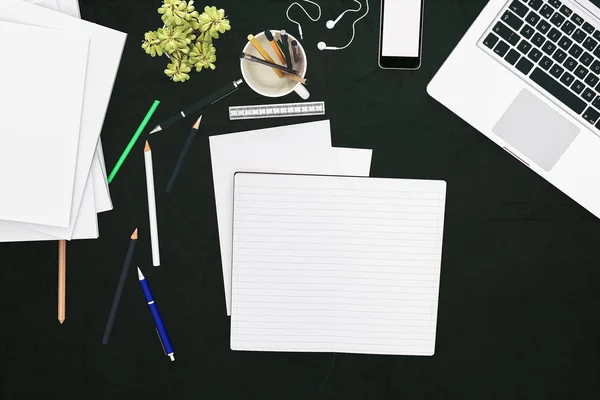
[{"left": 294, "top": 84, "right": 310, "bottom": 100}]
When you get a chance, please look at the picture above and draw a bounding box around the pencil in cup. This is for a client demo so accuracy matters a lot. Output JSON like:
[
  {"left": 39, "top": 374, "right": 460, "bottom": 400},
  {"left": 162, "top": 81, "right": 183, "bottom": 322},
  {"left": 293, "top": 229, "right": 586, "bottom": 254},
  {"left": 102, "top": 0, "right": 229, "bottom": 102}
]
[
  {"left": 291, "top": 40, "right": 300, "bottom": 64},
  {"left": 280, "top": 30, "right": 293, "bottom": 69},
  {"left": 247, "top": 34, "right": 284, "bottom": 78},
  {"left": 240, "top": 53, "right": 308, "bottom": 85},
  {"left": 264, "top": 30, "right": 286, "bottom": 65}
]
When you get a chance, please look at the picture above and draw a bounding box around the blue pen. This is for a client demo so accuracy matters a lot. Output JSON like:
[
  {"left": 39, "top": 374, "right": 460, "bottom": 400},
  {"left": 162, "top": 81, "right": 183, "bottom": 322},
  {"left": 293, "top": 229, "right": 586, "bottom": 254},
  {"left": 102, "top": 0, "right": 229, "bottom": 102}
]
[{"left": 137, "top": 267, "right": 175, "bottom": 361}]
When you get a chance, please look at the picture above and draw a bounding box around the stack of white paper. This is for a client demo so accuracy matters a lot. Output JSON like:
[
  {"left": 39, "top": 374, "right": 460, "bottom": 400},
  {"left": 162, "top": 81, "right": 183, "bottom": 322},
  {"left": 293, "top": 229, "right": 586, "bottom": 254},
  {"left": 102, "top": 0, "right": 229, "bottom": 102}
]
[
  {"left": 209, "top": 120, "right": 374, "bottom": 315},
  {"left": 0, "top": 0, "right": 126, "bottom": 241}
]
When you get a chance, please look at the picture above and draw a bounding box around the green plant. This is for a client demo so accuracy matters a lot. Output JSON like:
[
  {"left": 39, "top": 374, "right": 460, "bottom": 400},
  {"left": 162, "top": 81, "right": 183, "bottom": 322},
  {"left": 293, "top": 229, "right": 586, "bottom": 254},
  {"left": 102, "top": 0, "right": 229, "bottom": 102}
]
[{"left": 142, "top": 1, "right": 231, "bottom": 82}]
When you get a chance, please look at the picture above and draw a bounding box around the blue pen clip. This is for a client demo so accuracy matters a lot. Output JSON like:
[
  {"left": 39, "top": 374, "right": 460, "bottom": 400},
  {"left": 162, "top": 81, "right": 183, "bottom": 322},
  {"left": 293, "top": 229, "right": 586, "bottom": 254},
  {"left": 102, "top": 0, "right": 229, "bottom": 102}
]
[{"left": 155, "top": 328, "right": 167, "bottom": 356}]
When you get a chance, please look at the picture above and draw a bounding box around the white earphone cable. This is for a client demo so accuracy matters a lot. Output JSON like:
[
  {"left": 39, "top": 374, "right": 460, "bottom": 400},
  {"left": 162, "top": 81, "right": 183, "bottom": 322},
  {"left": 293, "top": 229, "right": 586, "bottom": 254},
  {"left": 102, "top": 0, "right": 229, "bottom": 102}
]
[
  {"left": 328, "top": 0, "right": 362, "bottom": 29},
  {"left": 286, "top": 0, "right": 322, "bottom": 39},
  {"left": 336, "top": 0, "right": 369, "bottom": 50}
]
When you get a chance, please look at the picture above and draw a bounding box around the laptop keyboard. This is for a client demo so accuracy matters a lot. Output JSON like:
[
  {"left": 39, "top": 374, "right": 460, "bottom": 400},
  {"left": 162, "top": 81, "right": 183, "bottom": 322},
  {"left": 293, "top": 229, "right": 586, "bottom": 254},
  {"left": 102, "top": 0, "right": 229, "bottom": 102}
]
[{"left": 480, "top": 0, "right": 600, "bottom": 128}]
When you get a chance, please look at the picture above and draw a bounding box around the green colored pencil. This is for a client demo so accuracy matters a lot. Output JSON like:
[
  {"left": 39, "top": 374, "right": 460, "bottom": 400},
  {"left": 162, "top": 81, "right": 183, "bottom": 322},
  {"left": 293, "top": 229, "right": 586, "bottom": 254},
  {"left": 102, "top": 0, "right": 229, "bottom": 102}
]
[{"left": 108, "top": 100, "right": 160, "bottom": 184}]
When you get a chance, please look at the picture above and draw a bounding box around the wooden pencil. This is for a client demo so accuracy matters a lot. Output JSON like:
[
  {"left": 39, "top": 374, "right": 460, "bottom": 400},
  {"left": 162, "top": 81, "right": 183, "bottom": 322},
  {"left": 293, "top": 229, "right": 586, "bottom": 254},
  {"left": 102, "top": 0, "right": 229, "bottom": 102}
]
[
  {"left": 102, "top": 229, "right": 138, "bottom": 345},
  {"left": 58, "top": 240, "right": 66, "bottom": 324},
  {"left": 247, "top": 34, "right": 284, "bottom": 78},
  {"left": 264, "top": 30, "right": 287, "bottom": 65}
]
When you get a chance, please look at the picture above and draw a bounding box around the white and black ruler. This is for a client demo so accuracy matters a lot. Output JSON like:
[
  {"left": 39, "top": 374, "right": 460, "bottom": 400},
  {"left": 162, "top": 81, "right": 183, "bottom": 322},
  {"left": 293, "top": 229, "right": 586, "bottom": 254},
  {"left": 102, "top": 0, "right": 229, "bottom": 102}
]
[{"left": 229, "top": 101, "right": 325, "bottom": 120}]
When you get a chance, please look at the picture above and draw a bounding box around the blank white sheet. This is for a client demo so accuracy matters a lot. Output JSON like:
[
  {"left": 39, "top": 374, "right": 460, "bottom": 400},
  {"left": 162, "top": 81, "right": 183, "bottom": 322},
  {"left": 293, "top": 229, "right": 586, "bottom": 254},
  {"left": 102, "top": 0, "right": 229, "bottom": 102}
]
[
  {"left": 0, "top": 0, "right": 125, "bottom": 239},
  {"left": 231, "top": 173, "right": 446, "bottom": 356},
  {"left": 0, "top": 21, "right": 88, "bottom": 227}
]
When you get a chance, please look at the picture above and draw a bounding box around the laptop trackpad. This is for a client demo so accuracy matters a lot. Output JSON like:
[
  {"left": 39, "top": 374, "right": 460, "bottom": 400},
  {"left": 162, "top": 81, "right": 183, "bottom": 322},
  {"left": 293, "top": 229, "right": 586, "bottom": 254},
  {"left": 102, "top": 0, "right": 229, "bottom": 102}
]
[{"left": 492, "top": 89, "right": 580, "bottom": 171}]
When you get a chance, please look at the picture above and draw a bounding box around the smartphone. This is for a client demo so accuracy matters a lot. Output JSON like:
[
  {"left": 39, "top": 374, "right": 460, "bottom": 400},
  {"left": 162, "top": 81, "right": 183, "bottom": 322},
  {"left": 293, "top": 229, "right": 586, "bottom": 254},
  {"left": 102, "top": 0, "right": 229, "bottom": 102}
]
[{"left": 378, "top": 0, "right": 425, "bottom": 70}]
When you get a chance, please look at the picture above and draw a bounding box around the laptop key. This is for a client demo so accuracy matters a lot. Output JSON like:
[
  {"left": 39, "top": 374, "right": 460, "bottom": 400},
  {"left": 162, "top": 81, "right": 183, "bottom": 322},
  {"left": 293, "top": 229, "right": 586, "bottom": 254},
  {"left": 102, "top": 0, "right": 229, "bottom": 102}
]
[
  {"left": 582, "top": 88, "right": 596, "bottom": 102},
  {"left": 550, "top": 12, "right": 566, "bottom": 27},
  {"left": 542, "top": 41, "right": 557, "bottom": 55},
  {"left": 564, "top": 57, "right": 577, "bottom": 71},
  {"left": 509, "top": 0, "right": 529, "bottom": 18},
  {"left": 574, "top": 65, "right": 588, "bottom": 79},
  {"left": 521, "top": 24, "right": 536, "bottom": 39},
  {"left": 593, "top": 95, "right": 600, "bottom": 109},
  {"left": 553, "top": 48, "right": 567, "bottom": 63},
  {"left": 483, "top": 32, "right": 500, "bottom": 49},
  {"left": 560, "top": 71, "right": 575, "bottom": 86},
  {"left": 592, "top": 60, "right": 600, "bottom": 74},
  {"left": 583, "top": 107, "right": 600, "bottom": 124},
  {"left": 548, "top": 0, "right": 561, "bottom": 8},
  {"left": 505, "top": 49, "right": 521, "bottom": 65},
  {"left": 502, "top": 10, "right": 524, "bottom": 31},
  {"left": 580, "top": 52, "right": 594, "bottom": 66},
  {"left": 539, "top": 4, "right": 553, "bottom": 19},
  {"left": 560, "top": 5, "right": 572, "bottom": 17},
  {"left": 538, "top": 20, "right": 551, "bottom": 34},
  {"left": 558, "top": 36, "right": 573, "bottom": 50},
  {"left": 583, "top": 37, "right": 598, "bottom": 52},
  {"left": 594, "top": 46, "right": 600, "bottom": 58},
  {"left": 571, "top": 13, "right": 584, "bottom": 26},
  {"left": 494, "top": 22, "right": 521, "bottom": 45},
  {"left": 528, "top": 0, "right": 543, "bottom": 10},
  {"left": 530, "top": 68, "right": 586, "bottom": 113},
  {"left": 594, "top": 31, "right": 600, "bottom": 41},
  {"left": 573, "top": 28, "right": 587, "bottom": 43},
  {"left": 529, "top": 47, "right": 543, "bottom": 62},
  {"left": 547, "top": 27, "right": 562, "bottom": 42},
  {"left": 585, "top": 73, "right": 599, "bottom": 87},
  {"left": 550, "top": 64, "right": 564, "bottom": 78},
  {"left": 532, "top": 32, "right": 546, "bottom": 47},
  {"left": 539, "top": 55, "right": 554, "bottom": 70},
  {"left": 571, "top": 80, "right": 585, "bottom": 94},
  {"left": 561, "top": 20, "right": 576, "bottom": 35},
  {"left": 526, "top": 11, "right": 541, "bottom": 26},
  {"left": 517, "top": 40, "right": 533, "bottom": 54},
  {"left": 494, "top": 40, "right": 510, "bottom": 57},
  {"left": 516, "top": 57, "right": 535, "bottom": 74},
  {"left": 569, "top": 44, "right": 583, "bottom": 57},
  {"left": 583, "top": 22, "right": 596, "bottom": 35}
]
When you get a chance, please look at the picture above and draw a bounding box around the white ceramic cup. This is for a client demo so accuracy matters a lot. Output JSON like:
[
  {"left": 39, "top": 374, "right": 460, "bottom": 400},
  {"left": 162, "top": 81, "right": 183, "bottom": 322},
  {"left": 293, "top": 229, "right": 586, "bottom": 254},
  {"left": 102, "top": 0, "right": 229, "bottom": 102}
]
[{"left": 241, "top": 31, "right": 310, "bottom": 100}]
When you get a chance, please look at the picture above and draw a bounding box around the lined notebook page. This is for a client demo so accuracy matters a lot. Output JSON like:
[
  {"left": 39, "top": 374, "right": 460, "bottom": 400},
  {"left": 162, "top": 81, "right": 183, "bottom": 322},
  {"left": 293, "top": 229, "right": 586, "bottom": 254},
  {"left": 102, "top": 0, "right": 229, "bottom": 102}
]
[{"left": 231, "top": 173, "right": 446, "bottom": 356}]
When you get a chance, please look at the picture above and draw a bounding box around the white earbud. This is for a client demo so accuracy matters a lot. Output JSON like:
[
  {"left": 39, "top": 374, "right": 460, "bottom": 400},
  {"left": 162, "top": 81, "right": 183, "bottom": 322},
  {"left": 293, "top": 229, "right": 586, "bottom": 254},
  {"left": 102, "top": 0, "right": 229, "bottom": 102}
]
[
  {"left": 326, "top": 16, "right": 342, "bottom": 29},
  {"left": 316, "top": 0, "right": 370, "bottom": 51},
  {"left": 326, "top": 0, "right": 361, "bottom": 29},
  {"left": 317, "top": 41, "right": 339, "bottom": 51}
]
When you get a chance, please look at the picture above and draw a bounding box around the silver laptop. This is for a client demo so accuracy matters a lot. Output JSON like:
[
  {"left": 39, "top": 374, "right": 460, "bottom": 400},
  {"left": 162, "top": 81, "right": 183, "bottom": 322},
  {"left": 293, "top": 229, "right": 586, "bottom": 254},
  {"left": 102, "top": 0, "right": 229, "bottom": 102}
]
[{"left": 429, "top": 0, "right": 600, "bottom": 218}]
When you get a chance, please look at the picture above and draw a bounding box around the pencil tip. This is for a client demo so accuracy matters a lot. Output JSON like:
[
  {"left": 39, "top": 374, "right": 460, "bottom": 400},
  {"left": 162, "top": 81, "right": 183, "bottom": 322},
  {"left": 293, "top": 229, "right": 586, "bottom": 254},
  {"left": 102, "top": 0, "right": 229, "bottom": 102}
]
[
  {"left": 193, "top": 116, "right": 202, "bottom": 129},
  {"left": 58, "top": 318, "right": 65, "bottom": 324},
  {"left": 144, "top": 141, "right": 150, "bottom": 152},
  {"left": 149, "top": 126, "right": 159, "bottom": 134},
  {"left": 131, "top": 228, "right": 138, "bottom": 240}
]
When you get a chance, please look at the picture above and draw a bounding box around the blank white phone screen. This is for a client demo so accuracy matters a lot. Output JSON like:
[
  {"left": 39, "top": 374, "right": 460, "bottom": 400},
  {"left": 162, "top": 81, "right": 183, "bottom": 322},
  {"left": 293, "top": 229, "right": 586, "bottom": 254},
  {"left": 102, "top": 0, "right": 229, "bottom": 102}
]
[{"left": 382, "top": 0, "right": 423, "bottom": 57}]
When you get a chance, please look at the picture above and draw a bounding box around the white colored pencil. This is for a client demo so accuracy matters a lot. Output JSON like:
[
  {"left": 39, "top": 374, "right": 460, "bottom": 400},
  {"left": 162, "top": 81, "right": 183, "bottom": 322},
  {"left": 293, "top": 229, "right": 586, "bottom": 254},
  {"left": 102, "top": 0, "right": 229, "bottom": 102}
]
[{"left": 144, "top": 141, "right": 160, "bottom": 266}]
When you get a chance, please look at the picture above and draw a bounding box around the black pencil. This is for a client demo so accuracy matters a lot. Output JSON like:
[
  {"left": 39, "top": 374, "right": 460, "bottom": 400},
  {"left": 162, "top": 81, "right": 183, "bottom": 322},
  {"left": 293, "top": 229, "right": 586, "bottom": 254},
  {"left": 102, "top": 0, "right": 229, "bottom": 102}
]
[
  {"left": 102, "top": 228, "right": 138, "bottom": 345},
  {"left": 280, "top": 30, "right": 293, "bottom": 68},
  {"left": 166, "top": 116, "right": 202, "bottom": 193}
]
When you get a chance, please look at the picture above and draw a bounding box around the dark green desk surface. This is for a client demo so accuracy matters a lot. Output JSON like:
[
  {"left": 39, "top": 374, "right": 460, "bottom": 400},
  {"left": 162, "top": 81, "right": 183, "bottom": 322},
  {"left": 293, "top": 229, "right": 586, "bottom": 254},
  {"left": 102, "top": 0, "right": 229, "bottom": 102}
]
[{"left": 2, "top": 0, "right": 600, "bottom": 398}]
